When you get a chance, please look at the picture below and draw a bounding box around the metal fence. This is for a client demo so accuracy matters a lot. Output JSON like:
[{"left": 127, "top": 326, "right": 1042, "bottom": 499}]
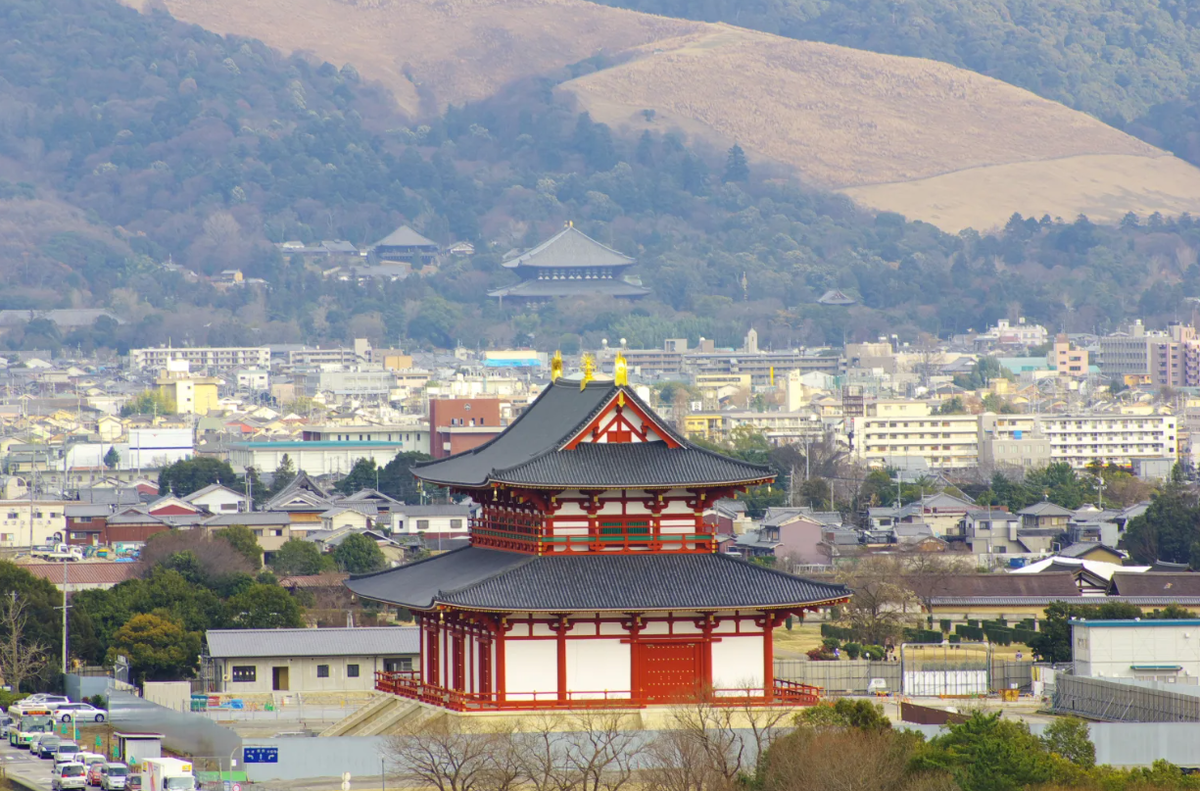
[
  {"left": 1053, "top": 674, "right": 1200, "bottom": 723},
  {"left": 773, "top": 658, "right": 1033, "bottom": 696}
]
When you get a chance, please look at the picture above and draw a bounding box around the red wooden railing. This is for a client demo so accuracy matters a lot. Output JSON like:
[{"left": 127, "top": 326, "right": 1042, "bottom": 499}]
[{"left": 375, "top": 671, "right": 823, "bottom": 711}]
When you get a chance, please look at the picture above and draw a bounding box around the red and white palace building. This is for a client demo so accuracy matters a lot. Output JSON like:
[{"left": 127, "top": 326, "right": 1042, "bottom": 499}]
[{"left": 348, "top": 361, "right": 849, "bottom": 711}]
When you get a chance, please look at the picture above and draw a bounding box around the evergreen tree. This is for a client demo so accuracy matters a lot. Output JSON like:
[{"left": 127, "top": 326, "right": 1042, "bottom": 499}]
[
  {"left": 723, "top": 143, "right": 749, "bottom": 182},
  {"left": 103, "top": 446, "right": 120, "bottom": 469}
]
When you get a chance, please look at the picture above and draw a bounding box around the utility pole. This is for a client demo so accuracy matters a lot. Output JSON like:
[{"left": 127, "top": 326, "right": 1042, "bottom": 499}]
[{"left": 55, "top": 562, "right": 70, "bottom": 676}]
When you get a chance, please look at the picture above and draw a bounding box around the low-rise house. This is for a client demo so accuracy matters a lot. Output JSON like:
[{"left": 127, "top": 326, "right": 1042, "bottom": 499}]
[
  {"left": 23, "top": 562, "right": 140, "bottom": 591},
  {"left": 392, "top": 504, "right": 473, "bottom": 539},
  {"left": 184, "top": 484, "right": 249, "bottom": 515},
  {"left": 205, "top": 627, "right": 419, "bottom": 694}
]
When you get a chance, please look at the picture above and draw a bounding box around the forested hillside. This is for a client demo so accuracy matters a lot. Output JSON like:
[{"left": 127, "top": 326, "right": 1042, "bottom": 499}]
[{"left": 3, "top": 0, "right": 1200, "bottom": 355}]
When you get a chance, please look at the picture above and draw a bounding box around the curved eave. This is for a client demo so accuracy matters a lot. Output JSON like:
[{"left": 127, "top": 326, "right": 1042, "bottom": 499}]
[
  {"left": 353, "top": 593, "right": 852, "bottom": 614},
  {"left": 418, "top": 475, "right": 775, "bottom": 490}
]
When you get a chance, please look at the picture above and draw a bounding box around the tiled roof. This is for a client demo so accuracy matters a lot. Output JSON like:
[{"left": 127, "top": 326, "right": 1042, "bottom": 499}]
[
  {"left": 1018, "top": 502, "right": 1075, "bottom": 517},
  {"left": 278, "top": 573, "right": 349, "bottom": 588},
  {"left": 346, "top": 546, "right": 850, "bottom": 612},
  {"left": 372, "top": 226, "right": 437, "bottom": 249},
  {"left": 927, "top": 572, "right": 1081, "bottom": 599},
  {"left": 1058, "top": 542, "right": 1121, "bottom": 559},
  {"left": 206, "top": 626, "right": 419, "bottom": 658},
  {"left": 22, "top": 562, "right": 140, "bottom": 586},
  {"left": 501, "top": 226, "right": 633, "bottom": 270},
  {"left": 414, "top": 381, "right": 770, "bottom": 489},
  {"left": 1109, "top": 572, "right": 1200, "bottom": 598}
]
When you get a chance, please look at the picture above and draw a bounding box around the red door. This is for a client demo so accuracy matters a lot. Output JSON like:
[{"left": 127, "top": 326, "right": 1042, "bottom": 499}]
[{"left": 637, "top": 642, "right": 703, "bottom": 702}]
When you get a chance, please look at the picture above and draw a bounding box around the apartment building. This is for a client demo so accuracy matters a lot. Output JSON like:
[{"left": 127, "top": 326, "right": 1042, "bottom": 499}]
[
  {"left": 0, "top": 500, "right": 69, "bottom": 547},
  {"left": 1053, "top": 334, "right": 1089, "bottom": 377},
  {"left": 979, "top": 414, "right": 1051, "bottom": 470},
  {"left": 851, "top": 401, "right": 980, "bottom": 469},
  {"left": 1039, "top": 414, "right": 1177, "bottom": 469},
  {"left": 287, "top": 339, "right": 370, "bottom": 367},
  {"left": 129, "top": 346, "right": 271, "bottom": 371}
]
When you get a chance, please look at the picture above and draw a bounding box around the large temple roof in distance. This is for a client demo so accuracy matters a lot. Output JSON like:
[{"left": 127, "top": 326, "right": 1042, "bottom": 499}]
[
  {"left": 501, "top": 226, "right": 634, "bottom": 270},
  {"left": 412, "top": 380, "right": 772, "bottom": 489},
  {"left": 347, "top": 546, "right": 851, "bottom": 612}
]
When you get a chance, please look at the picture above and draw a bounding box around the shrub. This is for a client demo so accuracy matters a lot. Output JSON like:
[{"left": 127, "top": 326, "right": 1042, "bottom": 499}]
[
  {"left": 806, "top": 647, "right": 837, "bottom": 661},
  {"left": 861, "top": 644, "right": 885, "bottom": 660},
  {"left": 843, "top": 642, "right": 862, "bottom": 659},
  {"left": 822, "top": 637, "right": 842, "bottom": 650},
  {"left": 948, "top": 633, "right": 962, "bottom": 643},
  {"left": 940, "top": 619, "right": 952, "bottom": 633}
]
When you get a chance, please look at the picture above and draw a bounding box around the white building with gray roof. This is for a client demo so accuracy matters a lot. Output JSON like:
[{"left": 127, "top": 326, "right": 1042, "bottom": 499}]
[{"left": 205, "top": 627, "right": 419, "bottom": 695}]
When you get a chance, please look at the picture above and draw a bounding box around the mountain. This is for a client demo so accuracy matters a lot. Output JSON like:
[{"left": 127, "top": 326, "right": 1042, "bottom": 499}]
[
  {"left": 585, "top": 0, "right": 1200, "bottom": 125},
  {"left": 117, "top": 0, "right": 1200, "bottom": 232}
]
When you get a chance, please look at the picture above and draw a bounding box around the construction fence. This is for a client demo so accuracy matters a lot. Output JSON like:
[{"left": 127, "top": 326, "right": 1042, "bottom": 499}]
[
  {"left": 1052, "top": 674, "right": 1200, "bottom": 723},
  {"left": 773, "top": 658, "right": 1033, "bottom": 696}
]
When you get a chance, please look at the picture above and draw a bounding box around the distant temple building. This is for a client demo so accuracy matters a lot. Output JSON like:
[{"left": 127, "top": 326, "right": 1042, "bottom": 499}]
[
  {"left": 370, "top": 226, "right": 439, "bottom": 266},
  {"left": 348, "top": 356, "right": 848, "bottom": 712},
  {"left": 488, "top": 225, "right": 650, "bottom": 302}
]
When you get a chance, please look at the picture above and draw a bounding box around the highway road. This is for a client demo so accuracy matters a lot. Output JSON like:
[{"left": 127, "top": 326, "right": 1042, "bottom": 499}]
[{"left": 1, "top": 737, "right": 63, "bottom": 791}]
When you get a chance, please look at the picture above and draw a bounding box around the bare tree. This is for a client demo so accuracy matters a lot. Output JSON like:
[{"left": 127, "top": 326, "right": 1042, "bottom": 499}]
[
  {"left": 644, "top": 693, "right": 791, "bottom": 791},
  {"left": 760, "top": 727, "right": 917, "bottom": 791},
  {"left": 900, "top": 551, "right": 973, "bottom": 618},
  {"left": 514, "top": 713, "right": 574, "bottom": 791},
  {"left": 387, "top": 715, "right": 520, "bottom": 791},
  {"left": 559, "top": 711, "right": 643, "bottom": 791},
  {"left": 837, "top": 556, "right": 918, "bottom": 645},
  {"left": 0, "top": 595, "right": 49, "bottom": 692}
]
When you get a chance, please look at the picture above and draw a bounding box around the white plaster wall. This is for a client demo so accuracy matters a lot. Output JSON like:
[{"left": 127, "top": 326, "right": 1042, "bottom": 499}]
[
  {"left": 711, "top": 636, "right": 764, "bottom": 692},
  {"left": 505, "top": 640, "right": 558, "bottom": 700},
  {"left": 1076, "top": 624, "right": 1200, "bottom": 681},
  {"left": 566, "top": 639, "right": 631, "bottom": 699}
]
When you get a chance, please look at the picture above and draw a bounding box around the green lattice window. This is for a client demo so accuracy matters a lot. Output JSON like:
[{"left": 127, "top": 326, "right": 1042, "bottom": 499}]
[{"left": 598, "top": 520, "right": 650, "bottom": 535}]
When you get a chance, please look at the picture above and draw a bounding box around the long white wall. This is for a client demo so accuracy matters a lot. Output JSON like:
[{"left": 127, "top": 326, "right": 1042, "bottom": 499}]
[
  {"left": 565, "top": 639, "right": 631, "bottom": 699},
  {"left": 710, "top": 635, "right": 764, "bottom": 692}
]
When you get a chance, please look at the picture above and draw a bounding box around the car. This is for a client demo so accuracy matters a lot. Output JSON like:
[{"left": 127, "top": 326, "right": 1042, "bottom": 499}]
[
  {"left": 100, "top": 763, "right": 129, "bottom": 791},
  {"left": 38, "top": 734, "right": 63, "bottom": 758},
  {"left": 53, "top": 742, "right": 82, "bottom": 769},
  {"left": 53, "top": 763, "right": 88, "bottom": 791},
  {"left": 27, "top": 731, "right": 52, "bottom": 753},
  {"left": 0, "top": 714, "right": 13, "bottom": 736},
  {"left": 56, "top": 703, "right": 106, "bottom": 723},
  {"left": 87, "top": 762, "right": 107, "bottom": 786}
]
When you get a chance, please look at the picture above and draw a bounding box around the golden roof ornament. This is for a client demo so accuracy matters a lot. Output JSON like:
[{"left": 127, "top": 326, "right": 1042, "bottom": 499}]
[
  {"left": 613, "top": 351, "right": 629, "bottom": 387},
  {"left": 579, "top": 353, "right": 596, "bottom": 390},
  {"left": 550, "top": 350, "right": 563, "bottom": 382}
]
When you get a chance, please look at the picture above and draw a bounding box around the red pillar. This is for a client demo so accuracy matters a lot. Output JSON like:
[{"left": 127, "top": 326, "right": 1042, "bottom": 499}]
[
  {"left": 557, "top": 617, "right": 569, "bottom": 702},
  {"left": 763, "top": 613, "right": 775, "bottom": 701},
  {"left": 496, "top": 627, "right": 507, "bottom": 703},
  {"left": 428, "top": 619, "right": 440, "bottom": 687}
]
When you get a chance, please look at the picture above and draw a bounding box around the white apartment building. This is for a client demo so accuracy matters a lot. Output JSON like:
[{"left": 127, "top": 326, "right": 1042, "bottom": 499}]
[
  {"left": 129, "top": 345, "right": 271, "bottom": 371},
  {"left": 720, "top": 411, "right": 827, "bottom": 446},
  {"left": 0, "top": 500, "right": 69, "bottom": 548},
  {"left": 852, "top": 401, "right": 980, "bottom": 469},
  {"left": 1040, "top": 414, "right": 1176, "bottom": 469},
  {"left": 1072, "top": 620, "right": 1200, "bottom": 683},
  {"left": 979, "top": 414, "right": 1051, "bottom": 470}
]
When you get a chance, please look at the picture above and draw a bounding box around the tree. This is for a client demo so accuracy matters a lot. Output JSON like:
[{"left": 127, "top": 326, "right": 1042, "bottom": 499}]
[
  {"left": 1122, "top": 485, "right": 1199, "bottom": 565},
  {"left": 901, "top": 552, "right": 973, "bottom": 616},
  {"left": 271, "top": 454, "right": 297, "bottom": 494},
  {"left": 103, "top": 446, "right": 120, "bottom": 470},
  {"left": 0, "top": 562, "right": 61, "bottom": 685},
  {"left": 0, "top": 594, "right": 50, "bottom": 693},
  {"left": 1040, "top": 716, "right": 1094, "bottom": 768},
  {"left": 105, "top": 613, "right": 201, "bottom": 682},
  {"left": 937, "top": 397, "right": 966, "bottom": 415},
  {"left": 226, "top": 584, "right": 304, "bottom": 628},
  {"left": 140, "top": 529, "right": 254, "bottom": 585},
  {"left": 215, "top": 525, "right": 263, "bottom": 568},
  {"left": 121, "top": 389, "right": 176, "bottom": 417},
  {"left": 270, "top": 538, "right": 335, "bottom": 576},
  {"left": 386, "top": 716, "right": 518, "bottom": 791},
  {"left": 837, "top": 557, "right": 917, "bottom": 646},
  {"left": 914, "top": 712, "right": 1055, "bottom": 791},
  {"left": 722, "top": 143, "right": 749, "bottom": 183},
  {"left": 334, "top": 533, "right": 387, "bottom": 574},
  {"left": 159, "top": 457, "right": 240, "bottom": 497},
  {"left": 336, "top": 458, "right": 381, "bottom": 495}
]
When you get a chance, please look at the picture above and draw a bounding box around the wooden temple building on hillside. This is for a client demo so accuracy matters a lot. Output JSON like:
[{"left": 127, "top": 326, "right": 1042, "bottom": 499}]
[
  {"left": 487, "top": 225, "right": 651, "bottom": 302},
  {"left": 347, "top": 357, "right": 849, "bottom": 711}
]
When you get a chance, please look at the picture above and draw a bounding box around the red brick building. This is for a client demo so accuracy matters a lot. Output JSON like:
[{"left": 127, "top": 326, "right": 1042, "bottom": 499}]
[{"left": 428, "top": 398, "right": 504, "bottom": 458}]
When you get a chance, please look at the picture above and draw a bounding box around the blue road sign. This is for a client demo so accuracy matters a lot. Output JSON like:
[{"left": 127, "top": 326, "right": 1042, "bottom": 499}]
[{"left": 242, "top": 747, "right": 279, "bottom": 764}]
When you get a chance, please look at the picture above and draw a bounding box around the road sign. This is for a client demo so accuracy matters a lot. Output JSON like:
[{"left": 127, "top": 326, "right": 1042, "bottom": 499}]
[
  {"left": 223, "top": 782, "right": 231, "bottom": 791},
  {"left": 233, "top": 783, "right": 242, "bottom": 791},
  {"left": 242, "top": 747, "right": 279, "bottom": 764}
]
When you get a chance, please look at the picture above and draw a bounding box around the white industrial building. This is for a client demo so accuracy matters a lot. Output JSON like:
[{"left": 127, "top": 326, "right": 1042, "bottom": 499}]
[{"left": 1072, "top": 619, "right": 1200, "bottom": 684}]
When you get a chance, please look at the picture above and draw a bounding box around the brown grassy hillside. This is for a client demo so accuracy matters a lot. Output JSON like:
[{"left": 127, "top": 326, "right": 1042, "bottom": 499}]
[{"left": 122, "top": 0, "right": 1200, "bottom": 231}]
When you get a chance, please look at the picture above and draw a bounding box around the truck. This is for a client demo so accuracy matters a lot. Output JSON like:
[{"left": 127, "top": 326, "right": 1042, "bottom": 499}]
[
  {"left": 10, "top": 711, "right": 54, "bottom": 748},
  {"left": 138, "top": 758, "right": 196, "bottom": 791},
  {"left": 31, "top": 544, "right": 84, "bottom": 561}
]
